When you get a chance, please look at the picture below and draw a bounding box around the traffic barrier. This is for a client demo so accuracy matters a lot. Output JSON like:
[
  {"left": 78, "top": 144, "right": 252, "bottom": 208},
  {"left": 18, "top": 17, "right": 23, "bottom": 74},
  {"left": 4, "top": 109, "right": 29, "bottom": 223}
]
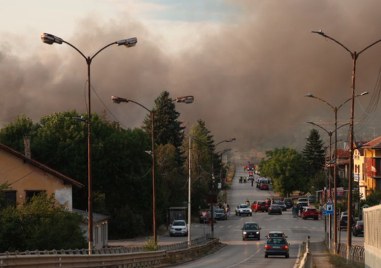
[{"left": 0, "top": 237, "right": 220, "bottom": 268}]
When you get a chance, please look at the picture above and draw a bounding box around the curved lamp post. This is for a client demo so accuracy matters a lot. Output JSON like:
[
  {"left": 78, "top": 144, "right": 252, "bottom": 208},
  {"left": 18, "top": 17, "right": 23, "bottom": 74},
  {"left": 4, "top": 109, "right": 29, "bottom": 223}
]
[
  {"left": 312, "top": 30, "right": 381, "bottom": 252},
  {"left": 111, "top": 95, "right": 194, "bottom": 246},
  {"left": 306, "top": 120, "right": 349, "bottom": 250},
  {"left": 305, "top": 91, "right": 368, "bottom": 252},
  {"left": 188, "top": 136, "right": 235, "bottom": 242},
  {"left": 41, "top": 33, "right": 137, "bottom": 253}
]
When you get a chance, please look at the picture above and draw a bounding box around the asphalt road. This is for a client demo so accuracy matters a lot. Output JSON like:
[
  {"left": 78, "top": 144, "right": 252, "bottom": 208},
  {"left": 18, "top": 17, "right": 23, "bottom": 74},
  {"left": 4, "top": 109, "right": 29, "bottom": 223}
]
[
  {"left": 109, "top": 166, "right": 364, "bottom": 266},
  {"left": 173, "top": 169, "right": 325, "bottom": 268}
]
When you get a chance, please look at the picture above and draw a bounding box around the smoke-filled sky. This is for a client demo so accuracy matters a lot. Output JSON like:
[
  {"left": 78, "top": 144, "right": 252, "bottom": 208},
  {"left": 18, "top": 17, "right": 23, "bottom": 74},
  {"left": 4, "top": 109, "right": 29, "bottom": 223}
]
[{"left": 1, "top": 0, "right": 381, "bottom": 160}]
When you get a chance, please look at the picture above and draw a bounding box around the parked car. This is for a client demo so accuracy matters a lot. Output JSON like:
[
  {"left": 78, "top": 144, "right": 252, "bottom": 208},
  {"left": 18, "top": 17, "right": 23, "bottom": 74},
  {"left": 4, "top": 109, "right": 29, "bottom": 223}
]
[
  {"left": 272, "top": 200, "right": 287, "bottom": 211},
  {"left": 266, "top": 231, "right": 287, "bottom": 239},
  {"left": 352, "top": 220, "right": 364, "bottom": 236},
  {"left": 214, "top": 208, "right": 228, "bottom": 220},
  {"left": 169, "top": 220, "right": 188, "bottom": 237},
  {"left": 264, "top": 237, "right": 290, "bottom": 258},
  {"left": 268, "top": 204, "right": 282, "bottom": 215},
  {"left": 242, "top": 222, "right": 261, "bottom": 240},
  {"left": 284, "top": 198, "right": 293, "bottom": 209},
  {"left": 235, "top": 204, "right": 253, "bottom": 216},
  {"left": 301, "top": 207, "right": 319, "bottom": 220},
  {"left": 252, "top": 200, "right": 268, "bottom": 212},
  {"left": 340, "top": 213, "right": 354, "bottom": 230},
  {"left": 259, "top": 183, "right": 269, "bottom": 190}
]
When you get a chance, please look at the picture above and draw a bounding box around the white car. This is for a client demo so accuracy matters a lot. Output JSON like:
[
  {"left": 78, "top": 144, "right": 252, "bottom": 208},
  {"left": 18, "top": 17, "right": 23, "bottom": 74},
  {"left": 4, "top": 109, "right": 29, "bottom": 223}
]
[
  {"left": 235, "top": 204, "right": 252, "bottom": 216},
  {"left": 169, "top": 220, "right": 188, "bottom": 237}
]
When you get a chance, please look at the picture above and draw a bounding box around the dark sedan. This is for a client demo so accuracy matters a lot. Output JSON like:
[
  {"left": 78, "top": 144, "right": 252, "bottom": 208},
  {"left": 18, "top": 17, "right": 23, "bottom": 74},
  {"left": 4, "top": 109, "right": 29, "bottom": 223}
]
[
  {"left": 268, "top": 204, "right": 282, "bottom": 215},
  {"left": 352, "top": 220, "right": 364, "bottom": 236},
  {"left": 242, "top": 222, "right": 261, "bottom": 240},
  {"left": 264, "top": 237, "right": 290, "bottom": 258}
]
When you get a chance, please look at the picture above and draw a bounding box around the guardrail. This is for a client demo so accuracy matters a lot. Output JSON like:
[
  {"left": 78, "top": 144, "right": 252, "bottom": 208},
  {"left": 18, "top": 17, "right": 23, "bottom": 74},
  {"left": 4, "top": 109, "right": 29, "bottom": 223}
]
[
  {"left": 0, "top": 236, "right": 219, "bottom": 268},
  {"left": 297, "top": 236, "right": 311, "bottom": 268}
]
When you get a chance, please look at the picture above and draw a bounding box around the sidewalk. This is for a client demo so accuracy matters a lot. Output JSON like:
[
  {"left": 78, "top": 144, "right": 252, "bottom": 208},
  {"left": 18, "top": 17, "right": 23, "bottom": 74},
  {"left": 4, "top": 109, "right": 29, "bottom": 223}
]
[{"left": 309, "top": 240, "right": 334, "bottom": 267}]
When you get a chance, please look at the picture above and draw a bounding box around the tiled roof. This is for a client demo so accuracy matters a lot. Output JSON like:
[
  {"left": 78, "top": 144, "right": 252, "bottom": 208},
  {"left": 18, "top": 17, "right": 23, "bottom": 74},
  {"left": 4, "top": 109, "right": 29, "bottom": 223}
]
[
  {"left": 362, "top": 136, "right": 381, "bottom": 149},
  {"left": 0, "top": 143, "right": 84, "bottom": 188}
]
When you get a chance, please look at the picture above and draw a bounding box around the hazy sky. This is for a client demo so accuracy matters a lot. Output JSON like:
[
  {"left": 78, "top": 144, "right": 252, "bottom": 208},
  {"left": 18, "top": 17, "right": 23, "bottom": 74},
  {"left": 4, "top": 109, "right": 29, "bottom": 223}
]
[{"left": 1, "top": 0, "right": 381, "bottom": 160}]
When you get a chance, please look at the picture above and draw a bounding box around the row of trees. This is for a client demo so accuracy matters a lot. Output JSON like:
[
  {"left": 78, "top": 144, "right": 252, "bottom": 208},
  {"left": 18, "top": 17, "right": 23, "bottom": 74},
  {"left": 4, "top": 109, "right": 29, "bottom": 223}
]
[
  {"left": 258, "top": 129, "right": 326, "bottom": 197},
  {"left": 0, "top": 91, "right": 228, "bottom": 250}
]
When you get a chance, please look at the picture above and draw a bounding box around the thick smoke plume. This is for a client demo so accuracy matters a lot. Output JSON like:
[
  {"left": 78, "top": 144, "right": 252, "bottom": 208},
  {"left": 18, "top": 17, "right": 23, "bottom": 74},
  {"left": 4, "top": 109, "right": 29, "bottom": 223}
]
[{"left": 1, "top": 0, "right": 381, "bottom": 159}]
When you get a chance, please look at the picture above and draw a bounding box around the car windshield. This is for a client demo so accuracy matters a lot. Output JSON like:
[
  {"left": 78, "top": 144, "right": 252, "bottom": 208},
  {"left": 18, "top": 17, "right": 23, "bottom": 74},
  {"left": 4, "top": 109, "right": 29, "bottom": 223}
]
[
  {"left": 267, "top": 238, "right": 286, "bottom": 244},
  {"left": 240, "top": 204, "right": 249, "bottom": 208},
  {"left": 172, "top": 221, "right": 185, "bottom": 226},
  {"left": 244, "top": 223, "right": 258, "bottom": 230},
  {"left": 269, "top": 232, "right": 284, "bottom": 238}
]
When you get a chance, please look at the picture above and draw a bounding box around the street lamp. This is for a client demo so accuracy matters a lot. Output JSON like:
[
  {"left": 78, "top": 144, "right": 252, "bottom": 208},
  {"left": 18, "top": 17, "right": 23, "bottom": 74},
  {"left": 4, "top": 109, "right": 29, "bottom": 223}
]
[
  {"left": 111, "top": 95, "right": 193, "bottom": 246},
  {"left": 305, "top": 91, "right": 368, "bottom": 252},
  {"left": 210, "top": 138, "right": 236, "bottom": 239},
  {"left": 312, "top": 29, "right": 380, "bottom": 253},
  {"left": 41, "top": 33, "right": 137, "bottom": 253},
  {"left": 188, "top": 136, "right": 235, "bottom": 242},
  {"left": 306, "top": 121, "right": 349, "bottom": 250}
]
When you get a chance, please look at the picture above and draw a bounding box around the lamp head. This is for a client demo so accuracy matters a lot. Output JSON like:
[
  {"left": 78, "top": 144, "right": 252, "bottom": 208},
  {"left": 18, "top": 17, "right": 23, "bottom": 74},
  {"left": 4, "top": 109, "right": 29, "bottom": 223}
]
[
  {"left": 41, "top": 33, "right": 63, "bottom": 45},
  {"left": 305, "top": 93, "right": 314, "bottom": 98},
  {"left": 175, "top": 95, "right": 194, "bottom": 104},
  {"left": 311, "top": 29, "right": 326, "bottom": 36},
  {"left": 117, "top": 37, "right": 138, "bottom": 47},
  {"left": 360, "top": 91, "right": 369, "bottom": 96},
  {"left": 111, "top": 96, "right": 128, "bottom": 104}
]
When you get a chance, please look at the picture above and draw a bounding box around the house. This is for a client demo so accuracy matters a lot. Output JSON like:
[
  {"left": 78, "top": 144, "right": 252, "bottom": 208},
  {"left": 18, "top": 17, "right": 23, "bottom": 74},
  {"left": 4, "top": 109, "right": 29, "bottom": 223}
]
[
  {"left": 360, "top": 136, "right": 381, "bottom": 197},
  {"left": 0, "top": 142, "right": 109, "bottom": 249},
  {"left": 0, "top": 142, "right": 83, "bottom": 209},
  {"left": 354, "top": 143, "right": 367, "bottom": 200}
]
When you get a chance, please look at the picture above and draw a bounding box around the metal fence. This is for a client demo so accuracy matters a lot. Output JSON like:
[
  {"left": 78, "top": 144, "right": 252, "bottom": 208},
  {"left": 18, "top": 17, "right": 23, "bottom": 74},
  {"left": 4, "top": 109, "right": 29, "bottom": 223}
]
[{"left": 337, "top": 243, "right": 365, "bottom": 264}]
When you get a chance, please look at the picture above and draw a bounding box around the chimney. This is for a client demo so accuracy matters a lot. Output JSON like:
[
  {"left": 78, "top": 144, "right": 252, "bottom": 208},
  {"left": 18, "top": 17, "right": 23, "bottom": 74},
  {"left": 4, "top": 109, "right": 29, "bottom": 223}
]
[{"left": 23, "top": 136, "right": 31, "bottom": 159}]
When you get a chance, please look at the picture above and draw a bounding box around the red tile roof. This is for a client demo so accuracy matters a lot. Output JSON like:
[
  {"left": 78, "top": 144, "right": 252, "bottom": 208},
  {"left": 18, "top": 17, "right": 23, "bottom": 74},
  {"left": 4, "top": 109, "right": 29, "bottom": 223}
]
[{"left": 0, "top": 143, "right": 84, "bottom": 188}]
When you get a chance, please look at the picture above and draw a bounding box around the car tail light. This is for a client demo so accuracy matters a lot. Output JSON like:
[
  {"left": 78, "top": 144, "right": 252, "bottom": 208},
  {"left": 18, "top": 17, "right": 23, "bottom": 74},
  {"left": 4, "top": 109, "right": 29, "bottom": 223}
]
[
  {"left": 265, "top": 245, "right": 271, "bottom": 250},
  {"left": 282, "top": 245, "right": 289, "bottom": 250}
]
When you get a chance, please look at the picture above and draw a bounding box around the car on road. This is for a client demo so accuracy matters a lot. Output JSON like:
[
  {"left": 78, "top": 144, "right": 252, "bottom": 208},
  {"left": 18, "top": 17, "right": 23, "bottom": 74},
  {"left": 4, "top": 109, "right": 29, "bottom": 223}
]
[
  {"left": 242, "top": 222, "right": 261, "bottom": 240},
  {"left": 214, "top": 208, "right": 228, "bottom": 220},
  {"left": 272, "top": 200, "right": 287, "bottom": 211},
  {"left": 264, "top": 237, "right": 290, "bottom": 258},
  {"left": 268, "top": 204, "right": 282, "bottom": 215},
  {"left": 266, "top": 231, "right": 287, "bottom": 239},
  {"left": 251, "top": 200, "right": 268, "bottom": 212},
  {"left": 259, "top": 183, "right": 269, "bottom": 190},
  {"left": 301, "top": 207, "right": 319, "bottom": 220},
  {"left": 340, "top": 213, "right": 354, "bottom": 230},
  {"left": 169, "top": 220, "right": 188, "bottom": 237},
  {"left": 352, "top": 220, "right": 364, "bottom": 236},
  {"left": 284, "top": 198, "right": 293, "bottom": 209},
  {"left": 235, "top": 204, "right": 252, "bottom": 216}
]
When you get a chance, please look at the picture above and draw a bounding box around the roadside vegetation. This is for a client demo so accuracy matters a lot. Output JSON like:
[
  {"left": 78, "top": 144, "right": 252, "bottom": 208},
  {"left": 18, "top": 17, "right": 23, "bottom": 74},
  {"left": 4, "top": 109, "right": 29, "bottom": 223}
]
[{"left": 0, "top": 91, "right": 230, "bottom": 247}]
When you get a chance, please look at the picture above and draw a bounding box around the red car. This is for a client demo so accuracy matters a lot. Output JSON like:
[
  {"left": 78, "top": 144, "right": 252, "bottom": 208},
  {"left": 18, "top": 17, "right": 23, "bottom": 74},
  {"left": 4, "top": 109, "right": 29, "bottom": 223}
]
[
  {"left": 301, "top": 207, "right": 319, "bottom": 220},
  {"left": 252, "top": 200, "right": 268, "bottom": 212}
]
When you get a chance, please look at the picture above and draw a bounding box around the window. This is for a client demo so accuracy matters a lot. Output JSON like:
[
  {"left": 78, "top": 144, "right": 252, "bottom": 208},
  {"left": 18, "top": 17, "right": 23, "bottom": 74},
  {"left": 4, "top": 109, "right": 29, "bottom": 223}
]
[
  {"left": 25, "top": 190, "right": 45, "bottom": 202},
  {"left": 1, "top": 190, "right": 16, "bottom": 207}
]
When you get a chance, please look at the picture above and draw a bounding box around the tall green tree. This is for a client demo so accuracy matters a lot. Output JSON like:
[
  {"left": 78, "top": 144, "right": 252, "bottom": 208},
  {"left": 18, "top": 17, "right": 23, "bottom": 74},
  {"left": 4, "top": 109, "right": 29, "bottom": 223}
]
[
  {"left": 259, "top": 147, "right": 307, "bottom": 196},
  {"left": 0, "top": 115, "right": 35, "bottom": 151},
  {"left": 302, "top": 129, "right": 326, "bottom": 180},
  {"left": 143, "top": 91, "right": 185, "bottom": 166},
  {"left": 185, "top": 120, "right": 216, "bottom": 212}
]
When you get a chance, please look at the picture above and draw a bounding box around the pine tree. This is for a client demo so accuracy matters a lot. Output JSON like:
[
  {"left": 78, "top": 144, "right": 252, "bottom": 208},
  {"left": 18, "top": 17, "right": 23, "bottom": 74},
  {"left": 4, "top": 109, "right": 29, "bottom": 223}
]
[
  {"left": 143, "top": 91, "right": 185, "bottom": 165},
  {"left": 303, "top": 129, "right": 326, "bottom": 177}
]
